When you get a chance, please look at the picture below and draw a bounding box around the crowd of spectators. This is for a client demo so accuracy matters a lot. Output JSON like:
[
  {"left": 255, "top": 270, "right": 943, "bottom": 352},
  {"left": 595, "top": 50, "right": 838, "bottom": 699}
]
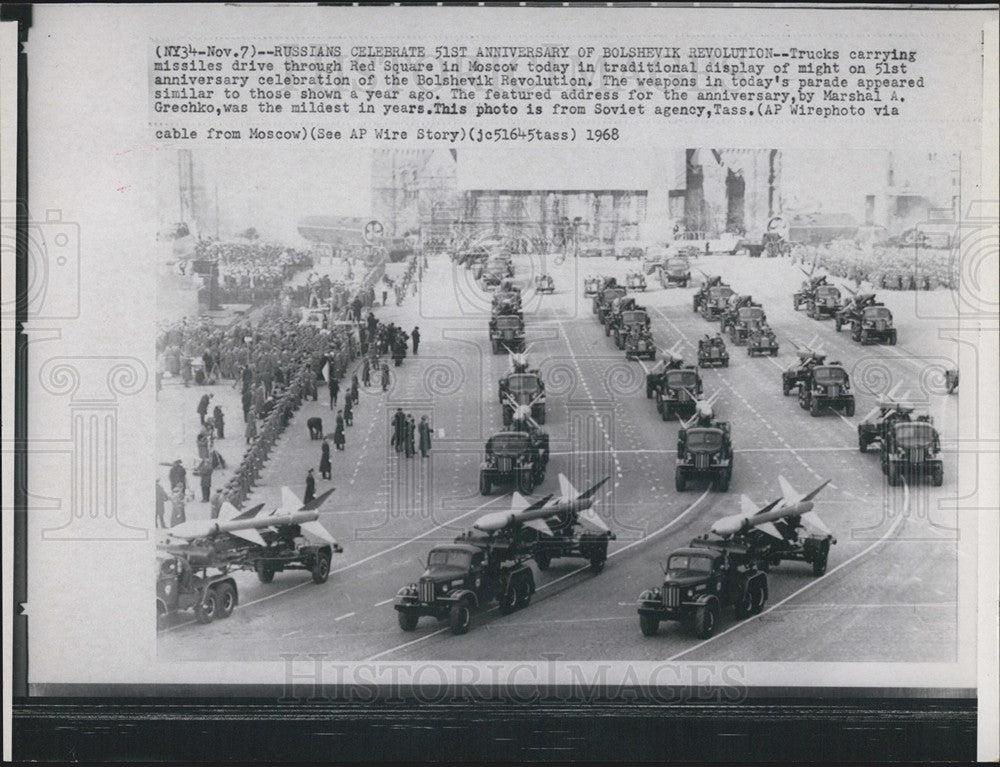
[
  {"left": 190, "top": 240, "right": 315, "bottom": 304},
  {"left": 792, "top": 240, "right": 958, "bottom": 291}
]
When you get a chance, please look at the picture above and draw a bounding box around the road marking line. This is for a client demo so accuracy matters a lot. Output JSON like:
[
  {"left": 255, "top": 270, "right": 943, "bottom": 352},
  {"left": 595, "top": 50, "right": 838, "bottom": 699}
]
[
  {"left": 334, "top": 612, "right": 355, "bottom": 621},
  {"left": 667, "top": 481, "right": 908, "bottom": 661},
  {"left": 374, "top": 597, "right": 394, "bottom": 607}
]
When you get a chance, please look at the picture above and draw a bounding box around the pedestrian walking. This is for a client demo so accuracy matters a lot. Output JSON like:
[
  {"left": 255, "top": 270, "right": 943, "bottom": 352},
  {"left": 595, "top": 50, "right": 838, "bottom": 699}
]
[
  {"left": 328, "top": 376, "right": 339, "bottom": 409},
  {"left": 168, "top": 459, "right": 187, "bottom": 494},
  {"left": 362, "top": 357, "right": 371, "bottom": 387},
  {"left": 382, "top": 288, "right": 389, "bottom": 306},
  {"left": 412, "top": 326, "right": 420, "bottom": 355},
  {"left": 344, "top": 397, "right": 354, "bottom": 427},
  {"left": 155, "top": 479, "right": 169, "bottom": 528},
  {"left": 418, "top": 415, "right": 432, "bottom": 458},
  {"left": 350, "top": 374, "right": 359, "bottom": 405},
  {"left": 304, "top": 468, "right": 316, "bottom": 503},
  {"left": 212, "top": 405, "right": 225, "bottom": 439},
  {"left": 381, "top": 362, "right": 390, "bottom": 392},
  {"left": 197, "top": 393, "right": 212, "bottom": 425},
  {"left": 170, "top": 484, "right": 186, "bottom": 527},
  {"left": 334, "top": 423, "right": 345, "bottom": 451},
  {"left": 319, "top": 440, "right": 332, "bottom": 479},
  {"left": 405, "top": 415, "right": 416, "bottom": 458},
  {"left": 391, "top": 408, "right": 406, "bottom": 452}
]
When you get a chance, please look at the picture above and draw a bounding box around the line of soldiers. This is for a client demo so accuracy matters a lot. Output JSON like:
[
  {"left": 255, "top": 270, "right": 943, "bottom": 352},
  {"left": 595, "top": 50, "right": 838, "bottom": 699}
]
[
  {"left": 793, "top": 242, "right": 957, "bottom": 290},
  {"left": 390, "top": 408, "right": 433, "bottom": 458}
]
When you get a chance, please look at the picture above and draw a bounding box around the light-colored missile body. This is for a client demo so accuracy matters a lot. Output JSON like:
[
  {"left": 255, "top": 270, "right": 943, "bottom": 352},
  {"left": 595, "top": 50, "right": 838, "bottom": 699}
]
[
  {"left": 167, "top": 487, "right": 339, "bottom": 548},
  {"left": 710, "top": 477, "right": 831, "bottom": 539},
  {"left": 473, "top": 474, "right": 611, "bottom": 535}
]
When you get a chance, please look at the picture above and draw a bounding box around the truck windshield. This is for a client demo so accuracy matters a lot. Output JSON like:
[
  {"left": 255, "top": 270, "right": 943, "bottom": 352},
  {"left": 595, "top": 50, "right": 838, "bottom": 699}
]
[
  {"left": 813, "top": 367, "right": 846, "bottom": 384},
  {"left": 427, "top": 549, "right": 472, "bottom": 569},
  {"left": 686, "top": 430, "right": 723, "bottom": 449},
  {"left": 604, "top": 289, "right": 626, "bottom": 302},
  {"left": 622, "top": 311, "right": 647, "bottom": 325},
  {"left": 490, "top": 433, "right": 531, "bottom": 455},
  {"left": 893, "top": 422, "right": 937, "bottom": 447},
  {"left": 495, "top": 317, "right": 522, "bottom": 330},
  {"left": 709, "top": 287, "right": 734, "bottom": 299},
  {"left": 738, "top": 307, "right": 763, "bottom": 321},
  {"left": 816, "top": 286, "right": 841, "bottom": 298},
  {"left": 508, "top": 374, "right": 540, "bottom": 394},
  {"left": 666, "top": 258, "right": 687, "bottom": 269},
  {"left": 667, "top": 554, "right": 714, "bottom": 573},
  {"left": 666, "top": 370, "right": 698, "bottom": 388},
  {"left": 864, "top": 307, "right": 892, "bottom": 320}
]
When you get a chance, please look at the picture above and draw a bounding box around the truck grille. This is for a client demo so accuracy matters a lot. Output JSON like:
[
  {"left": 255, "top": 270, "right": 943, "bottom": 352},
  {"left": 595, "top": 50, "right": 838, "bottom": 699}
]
[
  {"left": 875, "top": 320, "right": 887, "bottom": 331},
  {"left": 664, "top": 585, "right": 680, "bottom": 607},
  {"left": 678, "top": 389, "right": 690, "bottom": 402},
  {"left": 695, "top": 453, "right": 710, "bottom": 469},
  {"left": 908, "top": 448, "right": 924, "bottom": 464},
  {"left": 419, "top": 581, "right": 435, "bottom": 604},
  {"left": 498, "top": 456, "right": 513, "bottom": 473},
  {"left": 827, "top": 384, "right": 840, "bottom": 398}
]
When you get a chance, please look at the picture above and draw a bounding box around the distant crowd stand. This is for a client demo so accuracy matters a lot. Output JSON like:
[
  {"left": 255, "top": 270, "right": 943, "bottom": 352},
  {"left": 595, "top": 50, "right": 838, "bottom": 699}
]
[{"left": 791, "top": 240, "right": 958, "bottom": 291}]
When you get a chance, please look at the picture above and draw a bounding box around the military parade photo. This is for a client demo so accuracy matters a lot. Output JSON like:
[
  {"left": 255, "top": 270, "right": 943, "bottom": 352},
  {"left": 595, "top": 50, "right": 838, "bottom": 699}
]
[{"left": 155, "top": 146, "right": 967, "bottom": 664}]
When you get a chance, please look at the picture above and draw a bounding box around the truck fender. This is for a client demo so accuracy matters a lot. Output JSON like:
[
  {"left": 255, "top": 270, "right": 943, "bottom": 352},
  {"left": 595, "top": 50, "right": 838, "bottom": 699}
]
[
  {"left": 504, "top": 565, "right": 535, "bottom": 595},
  {"left": 449, "top": 589, "right": 479, "bottom": 608},
  {"left": 692, "top": 593, "right": 719, "bottom": 608}
]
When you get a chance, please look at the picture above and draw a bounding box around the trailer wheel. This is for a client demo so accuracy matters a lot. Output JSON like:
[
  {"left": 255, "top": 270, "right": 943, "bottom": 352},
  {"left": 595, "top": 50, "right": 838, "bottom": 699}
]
[
  {"left": 449, "top": 598, "right": 472, "bottom": 634},
  {"left": 694, "top": 599, "right": 719, "bottom": 639},
  {"left": 195, "top": 590, "right": 218, "bottom": 624},
  {"left": 214, "top": 582, "right": 236, "bottom": 619},
  {"left": 750, "top": 580, "right": 767, "bottom": 614},
  {"left": 589, "top": 542, "right": 608, "bottom": 574},
  {"left": 514, "top": 576, "right": 533, "bottom": 609},
  {"left": 639, "top": 614, "right": 659, "bottom": 637},
  {"left": 812, "top": 551, "right": 828, "bottom": 577},
  {"left": 398, "top": 611, "right": 418, "bottom": 632},
  {"left": 479, "top": 472, "right": 491, "bottom": 496},
  {"left": 735, "top": 582, "right": 754, "bottom": 620},
  {"left": 535, "top": 551, "right": 551, "bottom": 571},
  {"left": 255, "top": 561, "right": 275, "bottom": 584},
  {"left": 311, "top": 550, "right": 331, "bottom": 584}
]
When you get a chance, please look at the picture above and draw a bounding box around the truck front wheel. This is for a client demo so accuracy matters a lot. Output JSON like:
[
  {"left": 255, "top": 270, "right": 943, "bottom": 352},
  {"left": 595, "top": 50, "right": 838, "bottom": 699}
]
[
  {"left": 812, "top": 551, "right": 828, "bottom": 577},
  {"left": 398, "top": 611, "right": 418, "bottom": 631},
  {"left": 535, "top": 551, "right": 551, "bottom": 571},
  {"left": 639, "top": 614, "right": 659, "bottom": 637},
  {"left": 694, "top": 599, "right": 719, "bottom": 638},
  {"left": 449, "top": 598, "right": 472, "bottom": 634}
]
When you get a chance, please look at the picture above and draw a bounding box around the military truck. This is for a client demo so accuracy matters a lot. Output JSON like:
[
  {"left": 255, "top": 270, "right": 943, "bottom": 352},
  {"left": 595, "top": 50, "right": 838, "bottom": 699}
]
[
  {"left": 624, "top": 325, "right": 657, "bottom": 361},
  {"left": 851, "top": 304, "right": 897, "bottom": 345},
  {"left": 645, "top": 355, "right": 686, "bottom": 399},
  {"left": 699, "top": 285, "right": 736, "bottom": 321},
  {"left": 857, "top": 401, "right": 914, "bottom": 453},
  {"left": 489, "top": 314, "right": 525, "bottom": 354},
  {"left": 583, "top": 275, "right": 603, "bottom": 297},
  {"left": 636, "top": 538, "right": 768, "bottom": 638},
  {"left": 156, "top": 550, "right": 239, "bottom": 626},
  {"left": 479, "top": 429, "right": 548, "bottom": 495},
  {"left": 727, "top": 305, "right": 766, "bottom": 346},
  {"left": 793, "top": 274, "right": 830, "bottom": 311},
  {"left": 797, "top": 362, "right": 856, "bottom": 417},
  {"left": 658, "top": 257, "right": 691, "bottom": 288},
  {"left": 611, "top": 307, "right": 650, "bottom": 348},
  {"left": 834, "top": 292, "right": 878, "bottom": 332},
  {"left": 534, "top": 274, "right": 555, "bottom": 294},
  {"left": 647, "top": 365, "right": 702, "bottom": 421},
  {"left": 675, "top": 421, "right": 734, "bottom": 492},
  {"left": 805, "top": 284, "right": 842, "bottom": 320},
  {"left": 747, "top": 324, "right": 779, "bottom": 357},
  {"left": 781, "top": 351, "right": 827, "bottom": 396},
  {"left": 596, "top": 286, "right": 627, "bottom": 325},
  {"left": 880, "top": 417, "right": 944, "bottom": 486},
  {"left": 625, "top": 270, "right": 647, "bottom": 292},
  {"left": 656, "top": 366, "right": 703, "bottom": 421},
  {"left": 498, "top": 371, "right": 546, "bottom": 425},
  {"left": 395, "top": 539, "right": 536, "bottom": 634},
  {"left": 697, "top": 335, "right": 730, "bottom": 368},
  {"left": 692, "top": 275, "right": 723, "bottom": 313},
  {"left": 491, "top": 290, "right": 523, "bottom": 319}
]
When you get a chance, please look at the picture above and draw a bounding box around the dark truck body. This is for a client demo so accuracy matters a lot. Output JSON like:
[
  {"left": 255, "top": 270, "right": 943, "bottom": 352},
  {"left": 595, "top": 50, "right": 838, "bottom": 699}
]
[
  {"left": 699, "top": 285, "right": 735, "bottom": 321},
  {"left": 805, "top": 284, "right": 842, "bottom": 319},
  {"left": 675, "top": 422, "right": 734, "bottom": 492},
  {"left": 659, "top": 257, "right": 691, "bottom": 288},
  {"left": 595, "top": 287, "right": 627, "bottom": 324},
  {"left": 624, "top": 326, "right": 657, "bottom": 360},
  {"left": 479, "top": 430, "right": 548, "bottom": 495},
  {"left": 880, "top": 418, "right": 943, "bottom": 487},
  {"left": 656, "top": 367, "right": 703, "bottom": 421},
  {"left": 489, "top": 314, "right": 526, "bottom": 354},
  {"left": 498, "top": 372, "right": 546, "bottom": 425},
  {"left": 637, "top": 539, "right": 768, "bottom": 639},
  {"left": 612, "top": 309, "right": 650, "bottom": 349},
  {"left": 797, "top": 364, "right": 856, "bottom": 417},
  {"left": 727, "top": 305, "right": 766, "bottom": 346},
  {"left": 747, "top": 325, "right": 779, "bottom": 356},
  {"left": 851, "top": 304, "right": 897, "bottom": 345},
  {"left": 697, "top": 337, "right": 730, "bottom": 368}
]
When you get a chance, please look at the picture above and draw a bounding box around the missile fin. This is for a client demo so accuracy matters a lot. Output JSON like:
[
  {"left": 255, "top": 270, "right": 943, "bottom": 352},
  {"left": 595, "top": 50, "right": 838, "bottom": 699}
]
[
  {"left": 777, "top": 475, "right": 799, "bottom": 504},
  {"left": 301, "top": 487, "right": 336, "bottom": 511},
  {"left": 578, "top": 508, "right": 610, "bottom": 533},
  {"left": 558, "top": 473, "right": 576, "bottom": 501},
  {"left": 230, "top": 527, "right": 267, "bottom": 546},
  {"left": 800, "top": 479, "right": 831, "bottom": 504},
  {"left": 756, "top": 521, "right": 784, "bottom": 540},
  {"left": 218, "top": 502, "right": 242, "bottom": 522},
  {"left": 300, "top": 520, "right": 339, "bottom": 546},
  {"left": 800, "top": 511, "right": 832, "bottom": 537},
  {"left": 523, "top": 518, "right": 553, "bottom": 536},
  {"left": 232, "top": 503, "right": 265, "bottom": 522},
  {"left": 510, "top": 491, "right": 531, "bottom": 512},
  {"left": 739, "top": 494, "right": 758, "bottom": 517},
  {"left": 578, "top": 476, "right": 610, "bottom": 502}
]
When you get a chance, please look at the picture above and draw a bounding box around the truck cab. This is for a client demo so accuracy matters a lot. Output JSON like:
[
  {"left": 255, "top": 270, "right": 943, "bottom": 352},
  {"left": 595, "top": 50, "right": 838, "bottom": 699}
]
[
  {"left": 499, "top": 372, "right": 546, "bottom": 425},
  {"left": 675, "top": 422, "right": 733, "bottom": 492},
  {"left": 656, "top": 367, "right": 703, "bottom": 421},
  {"left": 798, "top": 364, "right": 855, "bottom": 417},
  {"left": 881, "top": 418, "right": 943, "bottom": 486},
  {"left": 852, "top": 304, "right": 897, "bottom": 345},
  {"left": 489, "top": 314, "right": 525, "bottom": 354}
]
